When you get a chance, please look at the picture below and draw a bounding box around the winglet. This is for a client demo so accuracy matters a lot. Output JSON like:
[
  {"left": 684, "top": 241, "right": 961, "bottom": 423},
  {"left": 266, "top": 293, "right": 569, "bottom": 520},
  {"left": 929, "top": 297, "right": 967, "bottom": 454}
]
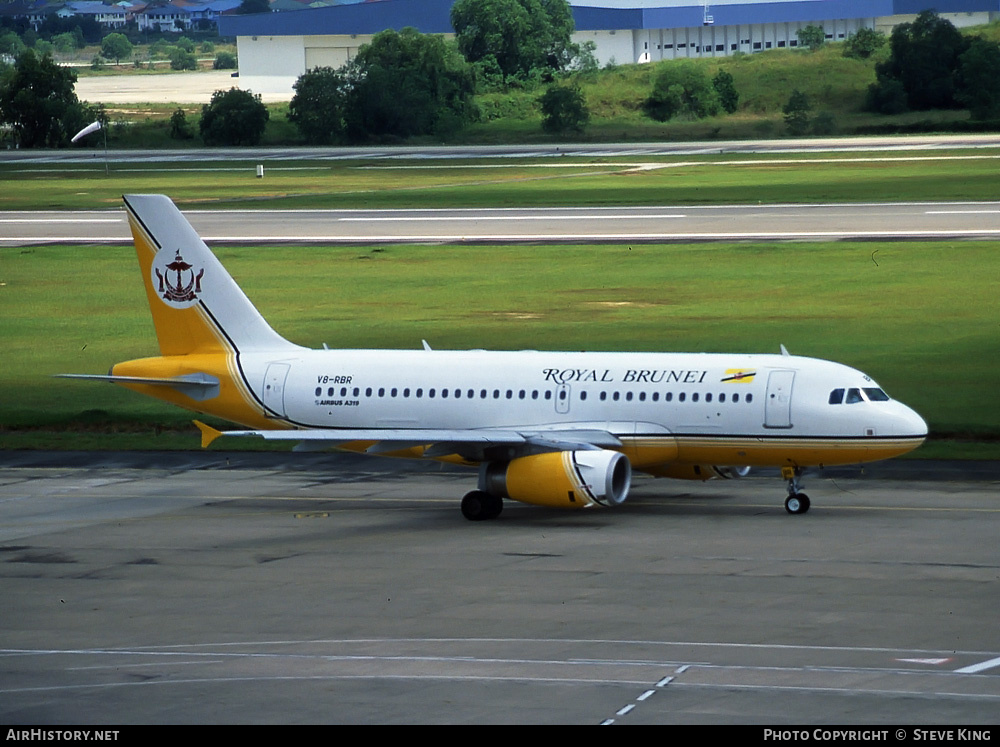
[{"left": 194, "top": 419, "right": 223, "bottom": 449}]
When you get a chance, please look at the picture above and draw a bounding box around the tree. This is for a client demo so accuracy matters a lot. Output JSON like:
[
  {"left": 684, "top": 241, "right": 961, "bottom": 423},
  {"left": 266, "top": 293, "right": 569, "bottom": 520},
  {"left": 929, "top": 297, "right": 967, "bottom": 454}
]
[
  {"left": 288, "top": 66, "right": 347, "bottom": 144},
  {"left": 450, "top": 0, "right": 576, "bottom": 85},
  {"left": 956, "top": 38, "right": 1000, "bottom": 120},
  {"left": 783, "top": 89, "right": 811, "bottom": 135},
  {"left": 0, "top": 32, "right": 26, "bottom": 59},
  {"left": 169, "top": 107, "right": 193, "bottom": 140},
  {"left": 869, "top": 11, "right": 969, "bottom": 113},
  {"left": 342, "top": 28, "right": 476, "bottom": 141},
  {"left": 100, "top": 33, "right": 132, "bottom": 66},
  {"left": 169, "top": 48, "right": 197, "bottom": 71},
  {"left": 52, "top": 33, "right": 77, "bottom": 55},
  {"left": 239, "top": 0, "right": 270, "bottom": 13},
  {"left": 539, "top": 84, "right": 589, "bottom": 134},
  {"left": 644, "top": 61, "right": 720, "bottom": 121},
  {"left": 843, "top": 27, "right": 886, "bottom": 60},
  {"left": 0, "top": 50, "right": 91, "bottom": 148},
  {"left": 797, "top": 25, "right": 826, "bottom": 51},
  {"left": 712, "top": 70, "right": 739, "bottom": 114},
  {"left": 213, "top": 51, "right": 237, "bottom": 70},
  {"left": 199, "top": 88, "right": 269, "bottom": 146}
]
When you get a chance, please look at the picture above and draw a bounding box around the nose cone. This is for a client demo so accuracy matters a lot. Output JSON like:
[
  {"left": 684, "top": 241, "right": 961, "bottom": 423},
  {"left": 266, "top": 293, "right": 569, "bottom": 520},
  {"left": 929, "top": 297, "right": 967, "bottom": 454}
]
[
  {"left": 888, "top": 402, "right": 928, "bottom": 458},
  {"left": 899, "top": 403, "right": 929, "bottom": 439}
]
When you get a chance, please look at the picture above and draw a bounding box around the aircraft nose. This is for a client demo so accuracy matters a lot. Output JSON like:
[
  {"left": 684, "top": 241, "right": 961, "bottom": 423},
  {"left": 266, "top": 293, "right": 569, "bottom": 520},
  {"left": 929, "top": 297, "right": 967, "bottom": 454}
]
[{"left": 897, "top": 403, "right": 928, "bottom": 438}]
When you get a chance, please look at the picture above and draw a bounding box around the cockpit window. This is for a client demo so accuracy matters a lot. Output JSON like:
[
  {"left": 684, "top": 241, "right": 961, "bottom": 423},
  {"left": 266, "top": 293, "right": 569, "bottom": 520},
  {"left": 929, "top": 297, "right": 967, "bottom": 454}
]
[
  {"left": 828, "top": 388, "right": 844, "bottom": 405},
  {"left": 845, "top": 388, "right": 863, "bottom": 404},
  {"left": 864, "top": 387, "right": 890, "bottom": 402}
]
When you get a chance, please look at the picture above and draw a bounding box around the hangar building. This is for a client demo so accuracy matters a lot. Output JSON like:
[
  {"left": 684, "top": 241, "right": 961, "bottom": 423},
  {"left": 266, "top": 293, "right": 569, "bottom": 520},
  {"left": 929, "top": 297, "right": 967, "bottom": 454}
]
[{"left": 218, "top": 0, "right": 1000, "bottom": 96}]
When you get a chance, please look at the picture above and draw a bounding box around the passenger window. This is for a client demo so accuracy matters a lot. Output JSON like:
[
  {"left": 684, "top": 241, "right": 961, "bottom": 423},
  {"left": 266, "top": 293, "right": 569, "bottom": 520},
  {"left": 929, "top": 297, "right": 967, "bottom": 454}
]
[
  {"left": 315, "top": 387, "right": 321, "bottom": 397},
  {"left": 580, "top": 391, "right": 587, "bottom": 401},
  {"left": 829, "top": 388, "right": 844, "bottom": 405},
  {"left": 746, "top": 393, "right": 753, "bottom": 403},
  {"left": 845, "top": 388, "right": 863, "bottom": 404},
  {"left": 705, "top": 393, "right": 712, "bottom": 403},
  {"left": 679, "top": 392, "right": 686, "bottom": 402}
]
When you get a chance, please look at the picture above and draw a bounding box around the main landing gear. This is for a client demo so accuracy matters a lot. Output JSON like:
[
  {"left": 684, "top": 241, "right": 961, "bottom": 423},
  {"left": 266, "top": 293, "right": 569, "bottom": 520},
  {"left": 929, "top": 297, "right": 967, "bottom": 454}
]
[
  {"left": 461, "top": 490, "right": 503, "bottom": 521},
  {"left": 782, "top": 466, "right": 810, "bottom": 514}
]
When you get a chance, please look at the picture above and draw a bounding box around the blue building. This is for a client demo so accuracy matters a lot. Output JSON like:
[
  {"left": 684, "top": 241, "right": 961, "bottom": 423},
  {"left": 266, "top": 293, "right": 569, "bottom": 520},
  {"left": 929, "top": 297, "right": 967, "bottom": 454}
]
[{"left": 219, "top": 0, "right": 1000, "bottom": 96}]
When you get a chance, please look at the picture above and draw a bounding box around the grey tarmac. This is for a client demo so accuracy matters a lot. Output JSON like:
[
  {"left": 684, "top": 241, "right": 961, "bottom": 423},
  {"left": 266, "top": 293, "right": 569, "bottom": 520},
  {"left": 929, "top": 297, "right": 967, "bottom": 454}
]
[
  {"left": 5, "top": 202, "right": 1000, "bottom": 245},
  {"left": 0, "top": 452, "right": 997, "bottom": 724}
]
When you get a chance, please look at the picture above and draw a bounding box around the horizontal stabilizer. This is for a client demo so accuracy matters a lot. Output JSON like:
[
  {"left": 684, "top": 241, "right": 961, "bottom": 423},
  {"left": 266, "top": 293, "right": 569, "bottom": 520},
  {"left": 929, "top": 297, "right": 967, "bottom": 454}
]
[{"left": 56, "top": 373, "right": 220, "bottom": 401}]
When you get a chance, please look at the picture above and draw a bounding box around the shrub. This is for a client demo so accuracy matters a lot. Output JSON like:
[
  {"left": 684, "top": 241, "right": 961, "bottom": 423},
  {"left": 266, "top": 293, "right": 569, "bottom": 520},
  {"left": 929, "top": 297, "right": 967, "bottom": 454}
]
[
  {"left": 539, "top": 84, "right": 589, "bottom": 133},
  {"left": 213, "top": 51, "right": 237, "bottom": 70},
  {"left": 199, "top": 88, "right": 269, "bottom": 146}
]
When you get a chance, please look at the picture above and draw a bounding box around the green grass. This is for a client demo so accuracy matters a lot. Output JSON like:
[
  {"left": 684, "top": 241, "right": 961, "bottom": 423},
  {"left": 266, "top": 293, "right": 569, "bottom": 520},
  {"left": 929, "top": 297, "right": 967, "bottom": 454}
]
[
  {"left": 3, "top": 150, "right": 1000, "bottom": 210},
  {"left": 2, "top": 241, "right": 997, "bottom": 457}
]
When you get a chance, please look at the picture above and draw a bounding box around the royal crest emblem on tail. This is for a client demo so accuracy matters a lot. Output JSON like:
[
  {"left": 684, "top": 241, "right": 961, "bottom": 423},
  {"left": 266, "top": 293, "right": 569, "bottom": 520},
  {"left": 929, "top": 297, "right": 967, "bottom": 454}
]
[{"left": 152, "top": 248, "right": 204, "bottom": 308}]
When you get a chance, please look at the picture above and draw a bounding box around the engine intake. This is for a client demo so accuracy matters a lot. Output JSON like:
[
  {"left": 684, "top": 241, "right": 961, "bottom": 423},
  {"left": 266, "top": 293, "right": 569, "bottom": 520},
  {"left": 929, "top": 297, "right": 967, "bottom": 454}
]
[{"left": 481, "top": 449, "right": 631, "bottom": 509}]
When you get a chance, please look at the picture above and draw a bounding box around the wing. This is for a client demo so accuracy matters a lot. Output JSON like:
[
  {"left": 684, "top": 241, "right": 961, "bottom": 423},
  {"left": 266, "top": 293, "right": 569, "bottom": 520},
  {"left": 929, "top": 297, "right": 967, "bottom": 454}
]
[{"left": 194, "top": 421, "right": 622, "bottom": 461}]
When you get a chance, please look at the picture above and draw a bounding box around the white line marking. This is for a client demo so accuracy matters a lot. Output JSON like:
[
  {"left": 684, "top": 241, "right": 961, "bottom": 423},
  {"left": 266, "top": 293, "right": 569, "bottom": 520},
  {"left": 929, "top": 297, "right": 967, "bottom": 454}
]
[
  {"left": 338, "top": 214, "right": 687, "bottom": 222},
  {"left": 0, "top": 219, "right": 122, "bottom": 224},
  {"left": 637, "top": 689, "right": 655, "bottom": 701},
  {"left": 616, "top": 704, "right": 635, "bottom": 716},
  {"left": 955, "top": 656, "right": 1000, "bottom": 674},
  {"left": 656, "top": 676, "right": 674, "bottom": 687},
  {"left": 925, "top": 210, "right": 1000, "bottom": 214}
]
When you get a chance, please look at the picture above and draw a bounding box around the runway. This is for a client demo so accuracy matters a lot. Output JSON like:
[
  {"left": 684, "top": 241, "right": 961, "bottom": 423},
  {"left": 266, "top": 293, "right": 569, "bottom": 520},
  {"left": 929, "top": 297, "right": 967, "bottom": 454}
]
[
  {"left": 4, "top": 201, "right": 1000, "bottom": 245},
  {"left": 1, "top": 453, "right": 997, "bottom": 724}
]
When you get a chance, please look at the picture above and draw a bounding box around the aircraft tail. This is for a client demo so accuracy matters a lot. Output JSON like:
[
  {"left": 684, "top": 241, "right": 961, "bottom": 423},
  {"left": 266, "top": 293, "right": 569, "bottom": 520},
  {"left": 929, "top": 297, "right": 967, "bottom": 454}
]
[{"left": 123, "top": 194, "right": 297, "bottom": 357}]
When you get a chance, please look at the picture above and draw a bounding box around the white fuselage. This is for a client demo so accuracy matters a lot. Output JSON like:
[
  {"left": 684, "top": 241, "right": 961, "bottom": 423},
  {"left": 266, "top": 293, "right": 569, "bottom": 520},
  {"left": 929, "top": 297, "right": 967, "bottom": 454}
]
[{"left": 237, "top": 348, "right": 926, "bottom": 469}]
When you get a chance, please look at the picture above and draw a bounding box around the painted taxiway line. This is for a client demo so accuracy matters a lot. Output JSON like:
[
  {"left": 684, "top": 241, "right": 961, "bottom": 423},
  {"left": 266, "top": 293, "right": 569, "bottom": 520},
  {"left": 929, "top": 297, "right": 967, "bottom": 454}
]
[
  {"left": 337, "top": 214, "right": 689, "bottom": 221},
  {"left": 955, "top": 656, "right": 1000, "bottom": 674},
  {"left": 13, "top": 230, "right": 997, "bottom": 245}
]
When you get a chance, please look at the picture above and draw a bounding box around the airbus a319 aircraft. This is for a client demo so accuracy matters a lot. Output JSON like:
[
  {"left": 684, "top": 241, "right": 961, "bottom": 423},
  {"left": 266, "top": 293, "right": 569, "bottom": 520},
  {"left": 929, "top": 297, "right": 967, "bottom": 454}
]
[{"left": 64, "top": 195, "right": 928, "bottom": 520}]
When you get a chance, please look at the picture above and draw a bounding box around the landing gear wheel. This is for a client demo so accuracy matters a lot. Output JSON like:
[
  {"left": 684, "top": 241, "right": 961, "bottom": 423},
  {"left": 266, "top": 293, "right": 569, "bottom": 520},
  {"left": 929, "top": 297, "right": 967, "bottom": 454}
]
[
  {"left": 785, "top": 493, "right": 811, "bottom": 515},
  {"left": 461, "top": 490, "right": 503, "bottom": 521}
]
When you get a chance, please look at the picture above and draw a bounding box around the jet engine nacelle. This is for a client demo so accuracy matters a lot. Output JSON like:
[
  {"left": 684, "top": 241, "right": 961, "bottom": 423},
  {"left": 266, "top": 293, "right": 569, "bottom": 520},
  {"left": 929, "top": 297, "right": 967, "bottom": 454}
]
[
  {"left": 481, "top": 449, "right": 631, "bottom": 509},
  {"left": 655, "top": 464, "right": 751, "bottom": 481}
]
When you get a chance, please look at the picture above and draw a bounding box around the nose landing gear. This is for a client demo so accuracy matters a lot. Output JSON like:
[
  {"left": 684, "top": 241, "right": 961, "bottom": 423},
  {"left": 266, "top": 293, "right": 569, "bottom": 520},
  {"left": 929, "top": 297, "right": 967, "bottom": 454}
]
[{"left": 782, "top": 466, "right": 810, "bottom": 514}]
